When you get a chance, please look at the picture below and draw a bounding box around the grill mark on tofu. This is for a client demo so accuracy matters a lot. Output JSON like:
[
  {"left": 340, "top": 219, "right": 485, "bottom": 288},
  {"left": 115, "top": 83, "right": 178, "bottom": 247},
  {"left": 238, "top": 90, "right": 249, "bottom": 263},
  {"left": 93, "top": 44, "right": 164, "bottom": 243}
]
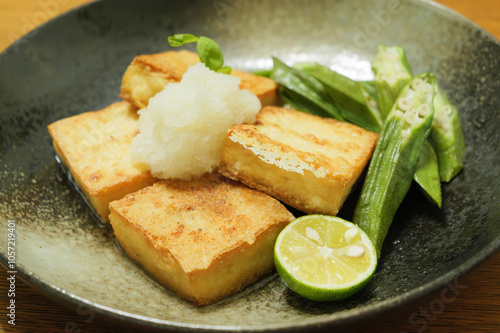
[
  {"left": 219, "top": 106, "right": 378, "bottom": 216},
  {"left": 229, "top": 125, "right": 331, "bottom": 178}
]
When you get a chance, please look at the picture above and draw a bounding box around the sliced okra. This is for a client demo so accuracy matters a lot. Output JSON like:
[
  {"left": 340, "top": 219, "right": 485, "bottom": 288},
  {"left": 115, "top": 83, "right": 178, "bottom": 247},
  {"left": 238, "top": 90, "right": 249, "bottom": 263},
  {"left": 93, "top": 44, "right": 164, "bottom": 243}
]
[
  {"left": 413, "top": 140, "right": 442, "bottom": 208},
  {"left": 372, "top": 45, "right": 413, "bottom": 120},
  {"left": 372, "top": 45, "right": 441, "bottom": 206},
  {"left": 430, "top": 84, "right": 466, "bottom": 182},
  {"left": 353, "top": 73, "right": 436, "bottom": 256}
]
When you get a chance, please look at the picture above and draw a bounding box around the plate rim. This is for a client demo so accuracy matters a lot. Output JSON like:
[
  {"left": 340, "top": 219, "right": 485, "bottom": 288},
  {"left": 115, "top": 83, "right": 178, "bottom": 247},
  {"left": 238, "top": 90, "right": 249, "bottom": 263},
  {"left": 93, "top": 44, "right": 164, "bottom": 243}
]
[{"left": 5, "top": 236, "right": 499, "bottom": 332}]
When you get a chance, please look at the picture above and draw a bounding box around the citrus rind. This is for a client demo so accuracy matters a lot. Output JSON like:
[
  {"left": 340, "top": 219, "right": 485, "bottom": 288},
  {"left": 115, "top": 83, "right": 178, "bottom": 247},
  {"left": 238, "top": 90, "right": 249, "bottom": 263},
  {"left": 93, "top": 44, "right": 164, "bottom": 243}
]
[{"left": 274, "top": 215, "right": 377, "bottom": 302}]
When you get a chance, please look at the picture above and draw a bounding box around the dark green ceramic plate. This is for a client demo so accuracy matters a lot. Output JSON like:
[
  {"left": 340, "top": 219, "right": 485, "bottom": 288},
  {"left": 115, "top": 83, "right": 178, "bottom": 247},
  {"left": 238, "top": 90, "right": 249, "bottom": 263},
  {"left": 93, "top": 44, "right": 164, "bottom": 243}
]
[{"left": 1, "top": 0, "right": 499, "bottom": 331}]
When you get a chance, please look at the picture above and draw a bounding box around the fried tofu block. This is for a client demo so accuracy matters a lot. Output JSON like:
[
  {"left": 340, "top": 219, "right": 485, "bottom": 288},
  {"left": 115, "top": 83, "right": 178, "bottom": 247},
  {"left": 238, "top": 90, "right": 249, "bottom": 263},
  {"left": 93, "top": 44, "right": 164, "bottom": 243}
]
[
  {"left": 47, "top": 101, "right": 156, "bottom": 223},
  {"left": 108, "top": 173, "right": 294, "bottom": 306},
  {"left": 231, "top": 69, "right": 279, "bottom": 108},
  {"left": 219, "top": 106, "right": 378, "bottom": 216},
  {"left": 120, "top": 50, "right": 279, "bottom": 109}
]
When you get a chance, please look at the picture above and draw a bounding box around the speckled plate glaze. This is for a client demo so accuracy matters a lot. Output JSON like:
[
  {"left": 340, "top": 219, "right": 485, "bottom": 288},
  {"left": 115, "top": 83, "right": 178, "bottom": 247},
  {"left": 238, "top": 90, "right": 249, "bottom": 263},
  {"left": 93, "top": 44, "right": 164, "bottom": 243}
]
[{"left": 1, "top": 0, "right": 499, "bottom": 331}]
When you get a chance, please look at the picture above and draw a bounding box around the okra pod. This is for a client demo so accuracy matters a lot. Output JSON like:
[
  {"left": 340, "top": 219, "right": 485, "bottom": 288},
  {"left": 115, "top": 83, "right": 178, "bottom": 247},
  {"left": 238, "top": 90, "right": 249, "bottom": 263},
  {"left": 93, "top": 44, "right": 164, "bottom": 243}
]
[
  {"left": 274, "top": 60, "right": 382, "bottom": 132},
  {"left": 429, "top": 84, "right": 466, "bottom": 182},
  {"left": 314, "top": 64, "right": 383, "bottom": 132},
  {"left": 292, "top": 62, "right": 317, "bottom": 74},
  {"left": 359, "top": 80, "right": 378, "bottom": 103},
  {"left": 279, "top": 86, "right": 330, "bottom": 117},
  {"left": 270, "top": 58, "right": 344, "bottom": 120},
  {"left": 413, "top": 140, "right": 442, "bottom": 208},
  {"left": 371, "top": 45, "right": 441, "bottom": 206},
  {"left": 353, "top": 73, "right": 436, "bottom": 256},
  {"left": 372, "top": 45, "right": 413, "bottom": 120},
  {"left": 295, "top": 62, "right": 383, "bottom": 133}
]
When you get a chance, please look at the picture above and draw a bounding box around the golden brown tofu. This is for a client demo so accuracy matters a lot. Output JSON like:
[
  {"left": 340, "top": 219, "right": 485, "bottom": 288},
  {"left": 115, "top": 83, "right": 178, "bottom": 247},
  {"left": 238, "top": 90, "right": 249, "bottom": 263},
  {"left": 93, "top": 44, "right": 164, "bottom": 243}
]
[
  {"left": 219, "top": 106, "right": 378, "bottom": 216},
  {"left": 47, "top": 101, "right": 156, "bottom": 223},
  {"left": 108, "top": 173, "right": 294, "bottom": 306},
  {"left": 120, "top": 50, "right": 279, "bottom": 109},
  {"left": 231, "top": 68, "right": 280, "bottom": 108}
]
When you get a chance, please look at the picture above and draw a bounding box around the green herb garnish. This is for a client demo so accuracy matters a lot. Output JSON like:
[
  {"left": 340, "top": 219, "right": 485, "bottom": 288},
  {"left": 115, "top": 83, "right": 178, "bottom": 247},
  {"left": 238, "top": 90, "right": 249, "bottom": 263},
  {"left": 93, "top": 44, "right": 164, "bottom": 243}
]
[{"left": 168, "top": 34, "right": 231, "bottom": 74}]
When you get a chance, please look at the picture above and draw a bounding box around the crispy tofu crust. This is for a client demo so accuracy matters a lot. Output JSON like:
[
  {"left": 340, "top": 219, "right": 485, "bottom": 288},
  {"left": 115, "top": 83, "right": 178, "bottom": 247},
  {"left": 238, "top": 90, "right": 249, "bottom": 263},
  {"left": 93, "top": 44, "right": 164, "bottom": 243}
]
[
  {"left": 47, "top": 101, "right": 156, "bottom": 222},
  {"left": 231, "top": 68, "right": 280, "bottom": 108},
  {"left": 219, "top": 106, "right": 378, "bottom": 216},
  {"left": 120, "top": 50, "right": 279, "bottom": 109},
  {"left": 108, "top": 173, "right": 294, "bottom": 306}
]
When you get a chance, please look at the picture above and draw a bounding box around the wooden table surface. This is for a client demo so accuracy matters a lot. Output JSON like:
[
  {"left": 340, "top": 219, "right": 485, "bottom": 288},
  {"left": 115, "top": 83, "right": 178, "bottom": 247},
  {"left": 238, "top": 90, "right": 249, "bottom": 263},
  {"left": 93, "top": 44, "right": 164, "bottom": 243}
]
[{"left": 0, "top": 0, "right": 499, "bottom": 332}]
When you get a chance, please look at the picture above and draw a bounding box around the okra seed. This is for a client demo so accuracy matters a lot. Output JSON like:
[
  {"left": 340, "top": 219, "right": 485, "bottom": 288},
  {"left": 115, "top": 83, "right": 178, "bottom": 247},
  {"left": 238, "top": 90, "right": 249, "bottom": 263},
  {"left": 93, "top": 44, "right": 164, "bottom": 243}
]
[
  {"left": 401, "top": 128, "right": 410, "bottom": 140},
  {"left": 398, "top": 97, "right": 411, "bottom": 111},
  {"left": 405, "top": 109, "right": 419, "bottom": 124},
  {"left": 418, "top": 104, "right": 430, "bottom": 118},
  {"left": 421, "top": 83, "right": 433, "bottom": 93},
  {"left": 442, "top": 105, "right": 453, "bottom": 116},
  {"left": 411, "top": 78, "right": 424, "bottom": 91},
  {"left": 395, "top": 110, "right": 405, "bottom": 118}
]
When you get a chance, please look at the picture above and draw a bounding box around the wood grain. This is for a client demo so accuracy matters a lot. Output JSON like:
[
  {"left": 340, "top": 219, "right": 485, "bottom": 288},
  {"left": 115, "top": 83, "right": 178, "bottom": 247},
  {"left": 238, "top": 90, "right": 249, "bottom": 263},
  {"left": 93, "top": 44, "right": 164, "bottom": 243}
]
[
  {"left": 1, "top": 0, "right": 499, "bottom": 332},
  {"left": 433, "top": 0, "right": 500, "bottom": 39}
]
